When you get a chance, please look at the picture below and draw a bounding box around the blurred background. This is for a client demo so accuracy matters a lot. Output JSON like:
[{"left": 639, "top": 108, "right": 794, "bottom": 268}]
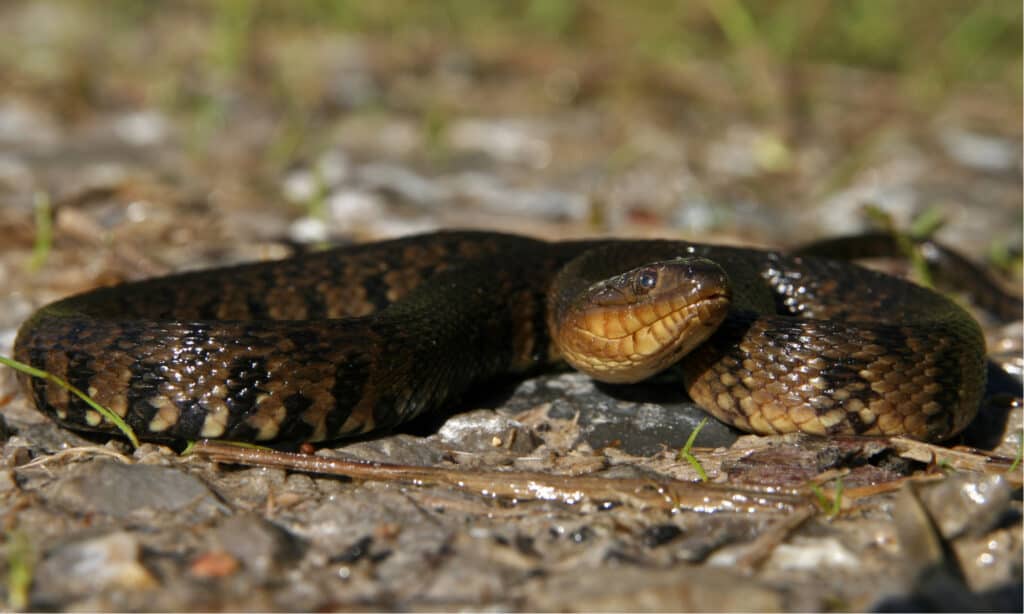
[{"left": 0, "top": 0, "right": 1020, "bottom": 281}]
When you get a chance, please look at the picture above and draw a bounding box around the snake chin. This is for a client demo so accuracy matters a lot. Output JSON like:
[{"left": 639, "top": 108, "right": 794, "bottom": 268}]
[{"left": 558, "top": 290, "right": 732, "bottom": 385}]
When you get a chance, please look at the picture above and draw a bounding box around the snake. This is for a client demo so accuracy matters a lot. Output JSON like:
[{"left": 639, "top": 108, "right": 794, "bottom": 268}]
[{"left": 13, "top": 230, "right": 993, "bottom": 444}]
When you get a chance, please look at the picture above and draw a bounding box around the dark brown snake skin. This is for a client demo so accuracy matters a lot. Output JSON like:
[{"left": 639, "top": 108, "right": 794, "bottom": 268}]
[{"left": 14, "top": 231, "right": 990, "bottom": 444}]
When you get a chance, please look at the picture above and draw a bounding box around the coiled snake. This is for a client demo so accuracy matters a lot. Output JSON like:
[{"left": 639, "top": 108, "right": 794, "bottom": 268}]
[{"left": 14, "top": 231, "right": 991, "bottom": 444}]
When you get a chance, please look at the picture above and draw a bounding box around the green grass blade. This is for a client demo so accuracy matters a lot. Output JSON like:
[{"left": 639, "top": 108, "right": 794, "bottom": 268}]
[
  {"left": 810, "top": 479, "right": 843, "bottom": 518},
  {"left": 1009, "top": 435, "right": 1022, "bottom": 474},
  {"left": 677, "top": 417, "right": 709, "bottom": 482},
  {"left": 5, "top": 530, "right": 34, "bottom": 610},
  {"left": 0, "top": 355, "right": 139, "bottom": 448}
]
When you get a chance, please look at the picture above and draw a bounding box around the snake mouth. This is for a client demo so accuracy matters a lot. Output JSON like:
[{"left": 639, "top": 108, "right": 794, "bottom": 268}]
[
  {"left": 555, "top": 258, "right": 733, "bottom": 383},
  {"left": 561, "top": 296, "right": 730, "bottom": 383}
]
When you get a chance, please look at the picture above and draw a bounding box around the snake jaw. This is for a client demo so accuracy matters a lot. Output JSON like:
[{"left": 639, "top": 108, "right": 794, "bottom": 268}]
[{"left": 554, "top": 258, "right": 733, "bottom": 383}]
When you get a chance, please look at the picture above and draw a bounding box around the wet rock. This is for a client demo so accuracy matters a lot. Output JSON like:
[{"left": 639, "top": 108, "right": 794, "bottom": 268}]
[
  {"left": 883, "top": 482, "right": 980, "bottom": 611},
  {"left": 498, "top": 372, "right": 739, "bottom": 454},
  {"left": 331, "top": 433, "right": 446, "bottom": 466},
  {"left": 766, "top": 536, "right": 861, "bottom": 571},
  {"left": 954, "top": 526, "right": 1023, "bottom": 596},
  {"left": 45, "top": 459, "right": 226, "bottom": 520},
  {"left": 436, "top": 411, "right": 538, "bottom": 454},
  {"left": 915, "top": 474, "right": 1014, "bottom": 539},
  {"left": 207, "top": 464, "right": 291, "bottom": 510},
  {"left": 15, "top": 421, "right": 110, "bottom": 453}
]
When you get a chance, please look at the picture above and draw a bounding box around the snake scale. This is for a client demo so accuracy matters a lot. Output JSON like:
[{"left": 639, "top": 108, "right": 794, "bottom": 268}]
[{"left": 14, "top": 231, "right": 989, "bottom": 444}]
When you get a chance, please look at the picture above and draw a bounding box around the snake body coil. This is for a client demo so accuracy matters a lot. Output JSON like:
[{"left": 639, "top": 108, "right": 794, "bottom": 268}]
[{"left": 14, "top": 231, "right": 987, "bottom": 443}]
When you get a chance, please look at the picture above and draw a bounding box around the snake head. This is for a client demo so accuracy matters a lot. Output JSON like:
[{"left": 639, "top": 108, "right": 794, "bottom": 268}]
[{"left": 555, "top": 257, "right": 732, "bottom": 383}]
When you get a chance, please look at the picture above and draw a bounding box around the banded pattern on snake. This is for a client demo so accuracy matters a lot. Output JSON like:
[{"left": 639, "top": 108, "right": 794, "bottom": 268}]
[{"left": 13, "top": 231, "right": 989, "bottom": 444}]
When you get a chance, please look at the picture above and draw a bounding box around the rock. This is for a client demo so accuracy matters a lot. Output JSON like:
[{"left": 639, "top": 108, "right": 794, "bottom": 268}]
[
  {"left": 915, "top": 474, "right": 1014, "bottom": 539},
  {"left": 45, "top": 459, "right": 226, "bottom": 520},
  {"left": 496, "top": 372, "right": 739, "bottom": 453},
  {"left": 32, "top": 531, "right": 156, "bottom": 605},
  {"left": 436, "top": 411, "right": 538, "bottom": 455}
]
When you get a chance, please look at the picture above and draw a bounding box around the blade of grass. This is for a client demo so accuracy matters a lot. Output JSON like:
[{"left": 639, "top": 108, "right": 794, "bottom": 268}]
[
  {"left": 809, "top": 478, "right": 844, "bottom": 518},
  {"left": 1009, "top": 435, "right": 1022, "bottom": 474},
  {"left": 908, "top": 206, "right": 946, "bottom": 241},
  {"left": 863, "top": 204, "right": 941, "bottom": 288},
  {"left": 0, "top": 355, "right": 139, "bottom": 448},
  {"left": 5, "top": 530, "right": 34, "bottom": 610},
  {"left": 676, "top": 417, "right": 709, "bottom": 482}
]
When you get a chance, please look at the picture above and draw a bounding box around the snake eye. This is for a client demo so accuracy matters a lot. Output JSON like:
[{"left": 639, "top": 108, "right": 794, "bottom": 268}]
[{"left": 635, "top": 269, "right": 658, "bottom": 293}]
